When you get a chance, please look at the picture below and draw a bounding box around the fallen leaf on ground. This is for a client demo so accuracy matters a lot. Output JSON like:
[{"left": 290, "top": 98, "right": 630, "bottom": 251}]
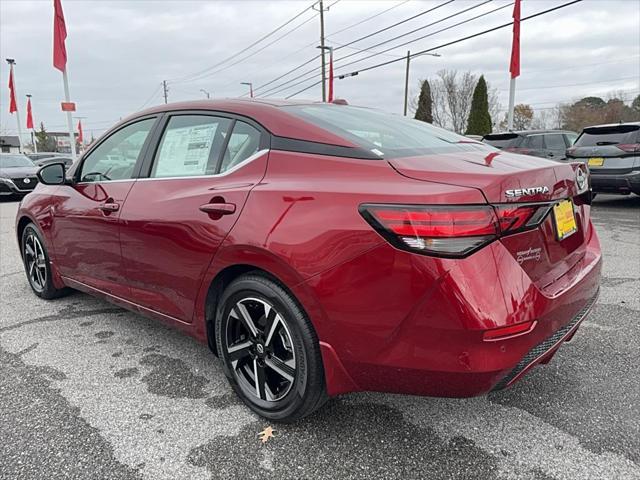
[{"left": 258, "top": 426, "right": 275, "bottom": 443}]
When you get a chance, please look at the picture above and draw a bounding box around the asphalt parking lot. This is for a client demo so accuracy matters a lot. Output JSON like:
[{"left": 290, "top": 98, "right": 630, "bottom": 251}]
[{"left": 1, "top": 194, "right": 639, "bottom": 480}]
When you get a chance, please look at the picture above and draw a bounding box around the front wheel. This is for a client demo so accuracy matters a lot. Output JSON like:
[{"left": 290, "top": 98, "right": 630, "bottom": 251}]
[{"left": 215, "top": 274, "right": 327, "bottom": 422}]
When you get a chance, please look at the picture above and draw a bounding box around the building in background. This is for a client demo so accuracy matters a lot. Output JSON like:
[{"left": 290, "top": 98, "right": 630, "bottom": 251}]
[
  {"left": 0, "top": 136, "right": 21, "bottom": 153},
  {"left": 49, "top": 131, "right": 80, "bottom": 154}
]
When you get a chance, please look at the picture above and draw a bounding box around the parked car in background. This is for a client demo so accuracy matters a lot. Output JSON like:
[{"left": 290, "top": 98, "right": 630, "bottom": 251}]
[
  {"left": 482, "top": 130, "right": 578, "bottom": 161},
  {"left": 27, "top": 152, "right": 63, "bottom": 162},
  {"left": 32, "top": 156, "right": 74, "bottom": 167},
  {"left": 0, "top": 153, "right": 39, "bottom": 197},
  {"left": 16, "top": 99, "right": 600, "bottom": 422},
  {"left": 566, "top": 122, "right": 640, "bottom": 196}
]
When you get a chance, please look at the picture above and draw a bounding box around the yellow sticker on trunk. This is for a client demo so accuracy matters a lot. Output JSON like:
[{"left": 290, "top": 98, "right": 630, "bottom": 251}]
[{"left": 553, "top": 199, "right": 578, "bottom": 241}]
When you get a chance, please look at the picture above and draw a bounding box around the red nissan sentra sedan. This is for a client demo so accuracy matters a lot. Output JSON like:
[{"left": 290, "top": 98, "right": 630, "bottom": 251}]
[{"left": 17, "top": 99, "right": 601, "bottom": 422}]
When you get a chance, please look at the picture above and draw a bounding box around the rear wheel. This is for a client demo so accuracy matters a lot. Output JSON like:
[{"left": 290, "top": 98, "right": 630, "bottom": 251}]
[
  {"left": 215, "top": 274, "right": 327, "bottom": 422},
  {"left": 21, "top": 223, "right": 70, "bottom": 299}
]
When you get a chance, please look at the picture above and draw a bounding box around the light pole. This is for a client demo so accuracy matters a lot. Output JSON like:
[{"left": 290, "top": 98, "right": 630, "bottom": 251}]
[
  {"left": 403, "top": 51, "right": 441, "bottom": 116},
  {"left": 240, "top": 82, "right": 253, "bottom": 98},
  {"left": 200, "top": 89, "right": 211, "bottom": 99}
]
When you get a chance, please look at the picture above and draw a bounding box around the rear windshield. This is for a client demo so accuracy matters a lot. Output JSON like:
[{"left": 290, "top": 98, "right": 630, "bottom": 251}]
[
  {"left": 0, "top": 155, "right": 34, "bottom": 168},
  {"left": 283, "top": 105, "right": 489, "bottom": 158},
  {"left": 574, "top": 125, "right": 639, "bottom": 147},
  {"left": 482, "top": 133, "right": 521, "bottom": 149}
]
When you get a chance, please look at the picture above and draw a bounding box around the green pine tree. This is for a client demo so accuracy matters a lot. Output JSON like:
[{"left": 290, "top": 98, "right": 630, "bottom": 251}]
[
  {"left": 414, "top": 80, "right": 433, "bottom": 123},
  {"left": 466, "top": 75, "right": 492, "bottom": 136},
  {"left": 34, "top": 122, "right": 56, "bottom": 152}
]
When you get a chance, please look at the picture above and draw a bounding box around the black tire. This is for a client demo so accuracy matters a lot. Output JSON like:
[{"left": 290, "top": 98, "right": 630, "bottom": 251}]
[
  {"left": 21, "top": 223, "right": 70, "bottom": 299},
  {"left": 215, "top": 273, "right": 327, "bottom": 422}
]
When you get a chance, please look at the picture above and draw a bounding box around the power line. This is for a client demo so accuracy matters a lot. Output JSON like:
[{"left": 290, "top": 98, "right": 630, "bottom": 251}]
[
  {"left": 264, "top": 1, "right": 510, "bottom": 97},
  {"left": 136, "top": 83, "right": 163, "bottom": 111},
  {"left": 253, "top": 0, "right": 452, "bottom": 96},
  {"left": 336, "top": 0, "right": 454, "bottom": 51},
  {"left": 286, "top": 0, "right": 585, "bottom": 98},
  {"left": 255, "top": 0, "right": 412, "bottom": 92},
  {"left": 179, "top": 8, "right": 322, "bottom": 85},
  {"left": 497, "top": 75, "right": 640, "bottom": 92},
  {"left": 168, "top": 1, "right": 318, "bottom": 84}
]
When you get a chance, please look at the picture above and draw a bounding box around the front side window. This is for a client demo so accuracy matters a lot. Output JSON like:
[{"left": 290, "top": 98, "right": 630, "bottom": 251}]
[
  {"left": 219, "top": 121, "right": 261, "bottom": 173},
  {"left": 151, "top": 115, "right": 231, "bottom": 178},
  {"left": 80, "top": 119, "right": 155, "bottom": 182}
]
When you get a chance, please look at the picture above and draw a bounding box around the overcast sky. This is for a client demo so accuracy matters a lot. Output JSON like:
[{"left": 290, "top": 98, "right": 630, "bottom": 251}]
[{"left": 1, "top": 0, "right": 639, "bottom": 139}]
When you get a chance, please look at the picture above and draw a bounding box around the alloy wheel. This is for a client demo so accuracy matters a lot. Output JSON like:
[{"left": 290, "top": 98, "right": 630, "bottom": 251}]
[
  {"left": 24, "top": 233, "right": 47, "bottom": 292},
  {"left": 224, "top": 297, "right": 296, "bottom": 402}
]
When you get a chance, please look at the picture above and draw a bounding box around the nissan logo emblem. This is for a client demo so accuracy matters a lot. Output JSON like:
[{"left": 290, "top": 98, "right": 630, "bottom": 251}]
[{"left": 23, "top": 178, "right": 31, "bottom": 184}]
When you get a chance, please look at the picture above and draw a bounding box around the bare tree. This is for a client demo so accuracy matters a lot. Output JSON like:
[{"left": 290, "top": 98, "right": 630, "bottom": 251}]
[{"left": 410, "top": 70, "right": 501, "bottom": 133}]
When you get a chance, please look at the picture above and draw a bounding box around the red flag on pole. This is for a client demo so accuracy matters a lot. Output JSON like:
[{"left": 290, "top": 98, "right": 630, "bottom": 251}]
[
  {"left": 8, "top": 69, "right": 17, "bottom": 113},
  {"left": 509, "top": 0, "right": 521, "bottom": 79},
  {"left": 327, "top": 49, "right": 334, "bottom": 103},
  {"left": 26, "top": 97, "right": 34, "bottom": 129},
  {"left": 53, "top": 0, "right": 68, "bottom": 72},
  {"left": 77, "top": 119, "right": 83, "bottom": 144}
]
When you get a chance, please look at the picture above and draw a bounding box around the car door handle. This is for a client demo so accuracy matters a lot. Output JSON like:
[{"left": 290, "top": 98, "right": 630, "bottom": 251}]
[
  {"left": 199, "top": 202, "right": 236, "bottom": 215},
  {"left": 98, "top": 202, "right": 120, "bottom": 212}
]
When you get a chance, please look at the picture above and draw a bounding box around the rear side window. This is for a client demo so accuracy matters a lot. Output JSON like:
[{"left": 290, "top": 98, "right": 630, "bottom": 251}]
[
  {"left": 285, "top": 104, "right": 487, "bottom": 158},
  {"left": 574, "top": 125, "right": 640, "bottom": 147},
  {"left": 482, "top": 133, "right": 521, "bottom": 149},
  {"left": 152, "top": 115, "right": 231, "bottom": 178},
  {"left": 219, "top": 121, "right": 261, "bottom": 173},
  {"left": 544, "top": 134, "right": 566, "bottom": 150},
  {"left": 523, "top": 135, "right": 545, "bottom": 149}
]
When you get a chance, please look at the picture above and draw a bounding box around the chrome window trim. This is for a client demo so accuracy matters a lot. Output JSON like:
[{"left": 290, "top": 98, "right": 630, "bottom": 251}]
[{"left": 136, "top": 148, "right": 269, "bottom": 182}]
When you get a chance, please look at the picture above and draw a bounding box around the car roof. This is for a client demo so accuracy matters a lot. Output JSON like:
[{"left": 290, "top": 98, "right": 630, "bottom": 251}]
[
  {"left": 582, "top": 121, "right": 640, "bottom": 129},
  {"left": 486, "top": 129, "right": 574, "bottom": 137},
  {"left": 120, "top": 98, "right": 356, "bottom": 147}
]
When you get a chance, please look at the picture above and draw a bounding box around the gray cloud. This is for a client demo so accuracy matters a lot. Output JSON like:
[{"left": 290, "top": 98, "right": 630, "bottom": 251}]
[{"left": 1, "top": 0, "right": 638, "bottom": 139}]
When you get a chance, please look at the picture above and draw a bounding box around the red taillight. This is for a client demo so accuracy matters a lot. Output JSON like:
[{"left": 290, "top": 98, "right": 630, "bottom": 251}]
[
  {"left": 494, "top": 204, "right": 554, "bottom": 235},
  {"left": 360, "top": 203, "right": 553, "bottom": 258},
  {"left": 360, "top": 205, "right": 499, "bottom": 258},
  {"left": 616, "top": 143, "right": 640, "bottom": 153},
  {"left": 483, "top": 320, "right": 536, "bottom": 341}
]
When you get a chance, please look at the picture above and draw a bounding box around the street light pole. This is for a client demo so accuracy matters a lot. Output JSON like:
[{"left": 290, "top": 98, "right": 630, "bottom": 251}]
[
  {"left": 200, "top": 89, "right": 211, "bottom": 99},
  {"left": 402, "top": 51, "right": 441, "bottom": 116},
  {"left": 240, "top": 82, "right": 253, "bottom": 98}
]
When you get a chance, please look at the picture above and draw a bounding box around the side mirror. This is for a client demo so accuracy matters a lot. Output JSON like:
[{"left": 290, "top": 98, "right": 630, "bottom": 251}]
[{"left": 37, "top": 162, "right": 66, "bottom": 185}]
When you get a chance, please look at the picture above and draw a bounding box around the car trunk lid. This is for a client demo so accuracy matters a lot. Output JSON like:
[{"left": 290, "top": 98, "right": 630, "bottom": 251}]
[{"left": 386, "top": 149, "right": 591, "bottom": 288}]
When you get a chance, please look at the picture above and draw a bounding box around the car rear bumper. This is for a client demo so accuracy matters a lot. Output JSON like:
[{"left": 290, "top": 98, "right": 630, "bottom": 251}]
[
  {"left": 309, "top": 220, "right": 602, "bottom": 398},
  {"left": 590, "top": 169, "right": 640, "bottom": 193}
]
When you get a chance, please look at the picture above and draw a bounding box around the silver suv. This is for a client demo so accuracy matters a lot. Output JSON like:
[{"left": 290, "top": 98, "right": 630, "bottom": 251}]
[{"left": 566, "top": 122, "right": 640, "bottom": 196}]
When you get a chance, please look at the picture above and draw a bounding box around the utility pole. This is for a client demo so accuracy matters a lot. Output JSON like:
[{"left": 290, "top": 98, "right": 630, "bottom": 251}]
[
  {"left": 403, "top": 51, "right": 410, "bottom": 116},
  {"left": 314, "top": 0, "right": 329, "bottom": 102},
  {"left": 162, "top": 80, "right": 169, "bottom": 104}
]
